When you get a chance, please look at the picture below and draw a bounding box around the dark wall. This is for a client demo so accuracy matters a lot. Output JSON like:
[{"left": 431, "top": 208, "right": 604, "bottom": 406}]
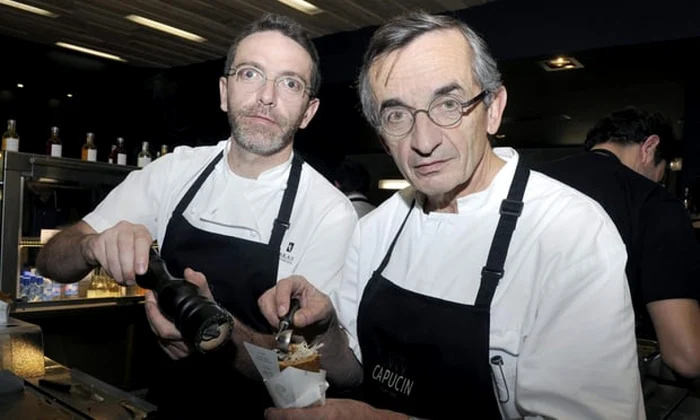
[{"left": 2, "top": 0, "right": 700, "bottom": 187}]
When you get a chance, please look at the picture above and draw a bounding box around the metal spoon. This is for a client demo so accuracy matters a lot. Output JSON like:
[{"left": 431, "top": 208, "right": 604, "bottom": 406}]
[{"left": 275, "top": 298, "right": 300, "bottom": 352}]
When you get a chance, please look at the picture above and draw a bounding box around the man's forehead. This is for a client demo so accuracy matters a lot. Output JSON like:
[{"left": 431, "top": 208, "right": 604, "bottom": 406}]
[
  {"left": 369, "top": 29, "right": 474, "bottom": 100},
  {"left": 235, "top": 31, "right": 312, "bottom": 75}
]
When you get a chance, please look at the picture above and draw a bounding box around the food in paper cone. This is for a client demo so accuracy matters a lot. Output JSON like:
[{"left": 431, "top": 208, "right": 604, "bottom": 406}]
[{"left": 277, "top": 342, "right": 321, "bottom": 372}]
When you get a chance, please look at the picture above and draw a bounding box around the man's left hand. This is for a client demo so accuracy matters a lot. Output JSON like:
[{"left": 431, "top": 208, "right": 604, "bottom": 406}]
[{"left": 264, "top": 399, "right": 407, "bottom": 420}]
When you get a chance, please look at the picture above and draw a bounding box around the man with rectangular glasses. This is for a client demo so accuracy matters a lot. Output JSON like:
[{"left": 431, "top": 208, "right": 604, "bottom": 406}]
[
  {"left": 37, "top": 13, "right": 357, "bottom": 419},
  {"left": 260, "top": 10, "right": 644, "bottom": 420}
]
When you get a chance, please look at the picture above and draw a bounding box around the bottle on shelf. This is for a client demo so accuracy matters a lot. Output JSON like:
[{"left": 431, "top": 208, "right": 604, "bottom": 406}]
[
  {"left": 115, "top": 137, "right": 127, "bottom": 166},
  {"left": 2, "top": 119, "right": 20, "bottom": 153},
  {"left": 81, "top": 132, "right": 97, "bottom": 162},
  {"left": 683, "top": 187, "right": 693, "bottom": 213},
  {"left": 159, "top": 144, "right": 168, "bottom": 158},
  {"left": 46, "top": 126, "right": 62, "bottom": 157},
  {"left": 137, "top": 141, "right": 152, "bottom": 168},
  {"left": 107, "top": 145, "right": 117, "bottom": 164}
]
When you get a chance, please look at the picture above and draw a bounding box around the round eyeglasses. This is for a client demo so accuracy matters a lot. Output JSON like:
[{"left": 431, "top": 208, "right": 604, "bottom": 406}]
[
  {"left": 227, "top": 66, "right": 312, "bottom": 100},
  {"left": 379, "top": 90, "right": 488, "bottom": 137}
]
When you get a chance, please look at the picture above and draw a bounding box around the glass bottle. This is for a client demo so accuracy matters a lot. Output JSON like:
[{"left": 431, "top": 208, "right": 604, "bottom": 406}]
[
  {"left": 81, "top": 132, "right": 97, "bottom": 162},
  {"left": 160, "top": 144, "right": 168, "bottom": 157},
  {"left": 46, "top": 127, "right": 62, "bottom": 157},
  {"left": 107, "top": 145, "right": 117, "bottom": 163},
  {"left": 2, "top": 119, "right": 20, "bottom": 153},
  {"left": 115, "top": 137, "right": 127, "bottom": 165},
  {"left": 137, "top": 141, "right": 152, "bottom": 168}
]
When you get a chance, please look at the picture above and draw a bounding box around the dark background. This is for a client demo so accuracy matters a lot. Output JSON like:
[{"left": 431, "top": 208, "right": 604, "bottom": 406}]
[{"left": 1, "top": 0, "right": 700, "bottom": 204}]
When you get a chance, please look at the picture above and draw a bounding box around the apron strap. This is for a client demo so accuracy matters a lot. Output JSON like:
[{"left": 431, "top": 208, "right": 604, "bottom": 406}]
[
  {"left": 375, "top": 199, "right": 415, "bottom": 273},
  {"left": 475, "top": 158, "right": 530, "bottom": 307},
  {"left": 269, "top": 154, "right": 303, "bottom": 251},
  {"left": 173, "top": 151, "right": 225, "bottom": 216}
]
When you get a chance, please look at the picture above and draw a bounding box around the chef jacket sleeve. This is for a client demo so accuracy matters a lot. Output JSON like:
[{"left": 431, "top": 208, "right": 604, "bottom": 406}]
[
  {"left": 515, "top": 211, "right": 645, "bottom": 420},
  {"left": 292, "top": 199, "right": 358, "bottom": 295},
  {"left": 330, "top": 223, "right": 365, "bottom": 363},
  {"left": 82, "top": 153, "right": 174, "bottom": 239}
]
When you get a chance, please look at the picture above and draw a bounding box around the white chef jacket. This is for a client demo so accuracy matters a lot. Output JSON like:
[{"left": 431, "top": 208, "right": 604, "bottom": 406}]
[
  {"left": 333, "top": 147, "right": 645, "bottom": 419},
  {"left": 83, "top": 138, "right": 358, "bottom": 294}
]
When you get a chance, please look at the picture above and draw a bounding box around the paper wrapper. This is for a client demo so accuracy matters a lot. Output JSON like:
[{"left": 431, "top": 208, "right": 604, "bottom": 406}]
[{"left": 244, "top": 342, "right": 329, "bottom": 409}]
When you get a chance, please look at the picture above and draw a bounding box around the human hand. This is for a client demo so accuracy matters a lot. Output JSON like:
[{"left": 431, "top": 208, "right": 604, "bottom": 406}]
[
  {"left": 144, "top": 268, "right": 214, "bottom": 359},
  {"left": 81, "top": 220, "right": 153, "bottom": 285},
  {"left": 258, "top": 275, "right": 333, "bottom": 331}
]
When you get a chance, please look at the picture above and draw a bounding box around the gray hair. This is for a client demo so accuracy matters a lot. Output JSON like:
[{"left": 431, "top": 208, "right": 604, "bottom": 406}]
[
  {"left": 358, "top": 11, "right": 502, "bottom": 128},
  {"left": 224, "top": 13, "right": 321, "bottom": 97}
]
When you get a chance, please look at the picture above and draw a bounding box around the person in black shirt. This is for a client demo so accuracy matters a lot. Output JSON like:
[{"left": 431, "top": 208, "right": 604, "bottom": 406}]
[
  {"left": 333, "top": 159, "right": 377, "bottom": 218},
  {"left": 538, "top": 106, "right": 700, "bottom": 378}
]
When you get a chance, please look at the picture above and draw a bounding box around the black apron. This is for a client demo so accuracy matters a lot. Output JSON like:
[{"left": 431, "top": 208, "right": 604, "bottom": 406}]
[
  {"left": 146, "top": 150, "right": 303, "bottom": 419},
  {"left": 356, "top": 160, "right": 529, "bottom": 419}
]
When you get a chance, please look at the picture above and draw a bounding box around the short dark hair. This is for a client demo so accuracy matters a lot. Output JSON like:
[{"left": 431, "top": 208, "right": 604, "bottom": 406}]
[
  {"left": 224, "top": 13, "right": 321, "bottom": 96},
  {"left": 334, "top": 159, "right": 371, "bottom": 194},
  {"left": 584, "top": 107, "right": 678, "bottom": 165}
]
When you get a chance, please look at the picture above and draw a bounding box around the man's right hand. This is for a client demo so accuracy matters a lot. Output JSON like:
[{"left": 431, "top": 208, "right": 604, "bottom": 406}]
[
  {"left": 81, "top": 220, "right": 153, "bottom": 286},
  {"left": 258, "top": 275, "right": 333, "bottom": 331}
]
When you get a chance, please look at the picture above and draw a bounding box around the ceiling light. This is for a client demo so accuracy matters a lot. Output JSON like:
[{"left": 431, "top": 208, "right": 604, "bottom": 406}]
[
  {"left": 55, "top": 42, "right": 126, "bottom": 62},
  {"left": 277, "top": 0, "right": 323, "bottom": 15},
  {"left": 66, "top": 93, "right": 72, "bottom": 98},
  {"left": 378, "top": 179, "right": 410, "bottom": 190},
  {"left": 669, "top": 157, "right": 682, "bottom": 172},
  {"left": 17, "top": 83, "right": 23, "bottom": 88},
  {"left": 126, "top": 15, "right": 207, "bottom": 43},
  {"left": 539, "top": 55, "right": 583, "bottom": 72},
  {"left": 0, "top": 0, "right": 58, "bottom": 18}
]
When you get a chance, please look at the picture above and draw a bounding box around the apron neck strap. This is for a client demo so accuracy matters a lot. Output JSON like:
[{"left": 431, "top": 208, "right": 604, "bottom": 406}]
[{"left": 475, "top": 158, "right": 530, "bottom": 307}]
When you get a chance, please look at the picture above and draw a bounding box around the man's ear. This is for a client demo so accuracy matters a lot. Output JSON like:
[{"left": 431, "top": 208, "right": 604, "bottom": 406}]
[
  {"left": 486, "top": 86, "right": 508, "bottom": 135},
  {"left": 219, "top": 77, "right": 229, "bottom": 113},
  {"left": 640, "top": 134, "right": 660, "bottom": 165},
  {"left": 299, "top": 98, "right": 320, "bottom": 129}
]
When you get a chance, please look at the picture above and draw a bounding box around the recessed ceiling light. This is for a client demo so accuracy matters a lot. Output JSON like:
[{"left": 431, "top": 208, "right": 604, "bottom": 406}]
[
  {"left": 539, "top": 55, "right": 583, "bottom": 72},
  {"left": 126, "top": 15, "right": 207, "bottom": 43},
  {"left": 55, "top": 42, "right": 126, "bottom": 62},
  {"left": 378, "top": 179, "right": 410, "bottom": 190},
  {"left": 17, "top": 83, "right": 24, "bottom": 88},
  {"left": 277, "top": 0, "right": 323, "bottom": 15},
  {"left": 66, "top": 93, "right": 73, "bottom": 98},
  {"left": 0, "top": 0, "right": 58, "bottom": 18}
]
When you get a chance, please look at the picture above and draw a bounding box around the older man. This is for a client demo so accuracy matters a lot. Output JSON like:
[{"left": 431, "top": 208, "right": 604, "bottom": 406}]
[{"left": 260, "top": 11, "right": 644, "bottom": 420}]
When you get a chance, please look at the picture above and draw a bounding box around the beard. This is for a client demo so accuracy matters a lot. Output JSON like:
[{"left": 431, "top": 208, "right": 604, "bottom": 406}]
[{"left": 228, "top": 103, "right": 304, "bottom": 156}]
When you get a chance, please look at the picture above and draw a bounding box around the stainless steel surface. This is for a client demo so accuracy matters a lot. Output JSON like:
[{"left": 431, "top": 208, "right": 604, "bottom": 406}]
[
  {"left": 276, "top": 329, "right": 293, "bottom": 353},
  {"left": 0, "top": 156, "right": 23, "bottom": 298},
  {"left": 0, "top": 151, "right": 138, "bottom": 306},
  {"left": 23, "top": 357, "right": 157, "bottom": 419}
]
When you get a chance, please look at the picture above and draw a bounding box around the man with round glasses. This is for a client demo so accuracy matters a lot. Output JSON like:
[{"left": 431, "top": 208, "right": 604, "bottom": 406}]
[
  {"left": 261, "top": 11, "right": 644, "bottom": 420},
  {"left": 36, "top": 13, "right": 357, "bottom": 419}
]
